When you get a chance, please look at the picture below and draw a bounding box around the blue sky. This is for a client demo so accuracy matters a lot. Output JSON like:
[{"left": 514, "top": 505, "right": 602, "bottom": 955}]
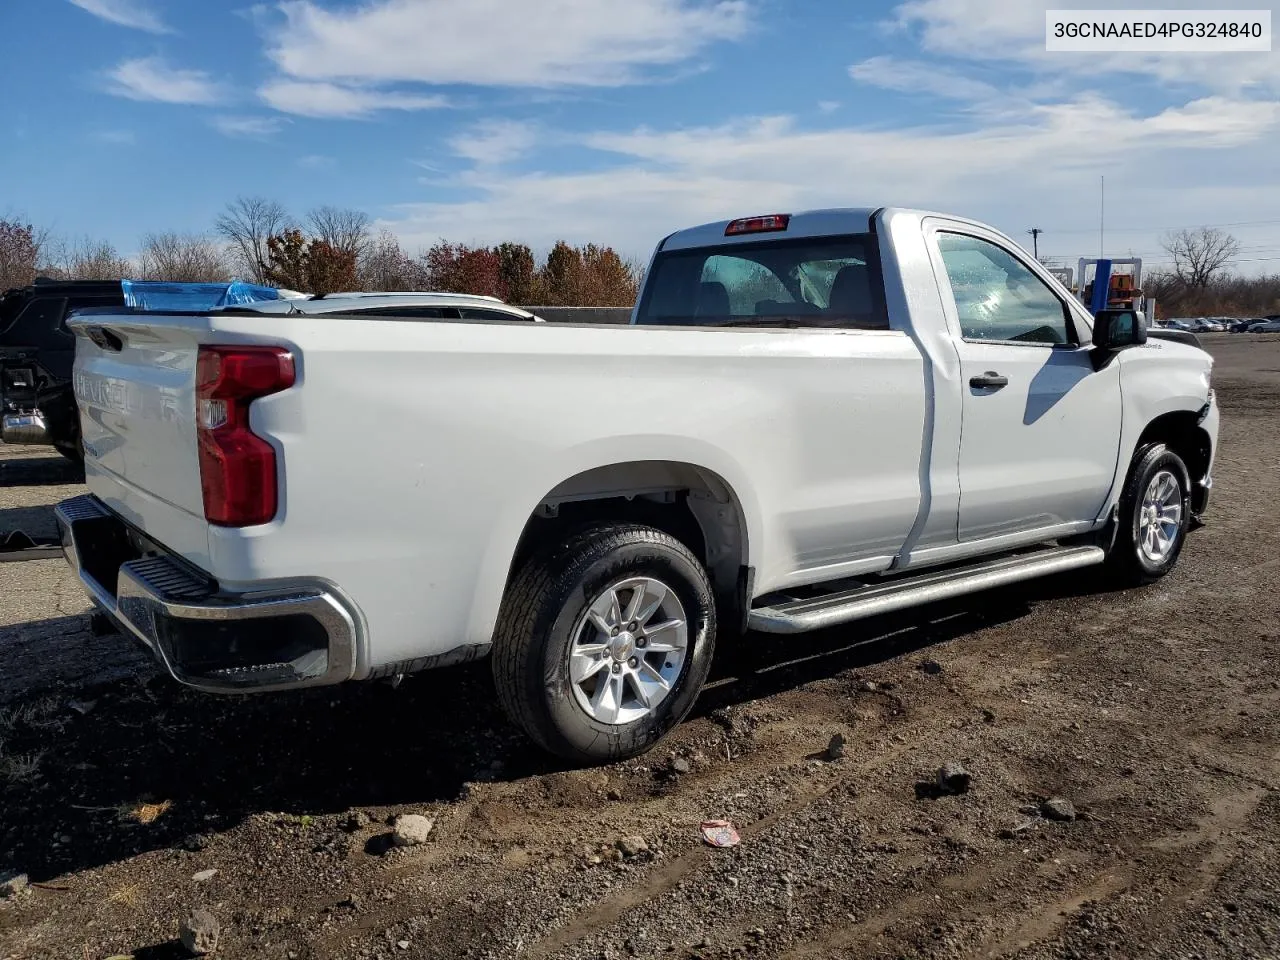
[{"left": 2, "top": 0, "right": 1278, "bottom": 273}]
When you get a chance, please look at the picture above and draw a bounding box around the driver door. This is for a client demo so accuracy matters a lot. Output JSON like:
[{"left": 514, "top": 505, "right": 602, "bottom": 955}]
[{"left": 929, "top": 227, "right": 1122, "bottom": 542}]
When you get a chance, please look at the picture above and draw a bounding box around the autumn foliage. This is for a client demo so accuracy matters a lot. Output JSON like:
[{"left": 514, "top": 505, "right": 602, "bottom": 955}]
[
  {"left": 4, "top": 200, "right": 644, "bottom": 306},
  {"left": 263, "top": 229, "right": 359, "bottom": 295},
  {"left": 418, "top": 239, "right": 639, "bottom": 306}
]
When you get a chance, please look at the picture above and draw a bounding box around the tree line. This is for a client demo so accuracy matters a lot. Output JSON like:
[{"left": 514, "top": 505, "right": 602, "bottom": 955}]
[
  {"left": 1144, "top": 228, "right": 1278, "bottom": 318},
  {"left": 0, "top": 197, "right": 641, "bottom": 306},
  {"left": 7, "top": 208, "right": 1275, "bottom": 317}
]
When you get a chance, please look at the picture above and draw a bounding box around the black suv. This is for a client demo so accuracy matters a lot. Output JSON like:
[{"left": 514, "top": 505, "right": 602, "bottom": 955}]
[{"left": 0, "top": 278, "right": 125, "bottom": 462}]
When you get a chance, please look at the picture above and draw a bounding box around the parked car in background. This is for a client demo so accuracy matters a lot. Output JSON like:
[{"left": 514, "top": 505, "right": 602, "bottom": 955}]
[
  {"left": 225, "top": 291, "right": 547, "bottom": 322},
  {"left": 0, "top": 279, "right": 124, "bottom": 461},
  {"left": 1, "top": 279, "right": 293, "bottom": 462},
  {"left": 1247, "top": 318, "right": 1280, "bottom": 332},
  {"left": 57, "top": 206, "right": 1218, "bottom": 762}
]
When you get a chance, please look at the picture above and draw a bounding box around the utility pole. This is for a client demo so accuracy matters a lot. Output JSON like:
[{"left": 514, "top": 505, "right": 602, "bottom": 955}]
[{"left": 1027, "top": 228, "right": 1043, "bottom": 259}]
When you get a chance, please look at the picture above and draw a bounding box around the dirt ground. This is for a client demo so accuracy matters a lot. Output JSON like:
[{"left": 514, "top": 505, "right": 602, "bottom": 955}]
[{"left": 1, "top": 335, "right": 1277, "bottom": 960}]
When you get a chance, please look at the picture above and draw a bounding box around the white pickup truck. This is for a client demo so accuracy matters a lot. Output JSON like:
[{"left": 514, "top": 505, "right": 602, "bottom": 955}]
[{"left": 57, "top": 207, "right": 1218, "bottom": 762}]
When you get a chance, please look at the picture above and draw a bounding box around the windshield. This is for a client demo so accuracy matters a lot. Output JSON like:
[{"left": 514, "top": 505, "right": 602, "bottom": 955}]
[{"left": 634, "top": 234, "right": 888, "bottom": 329}]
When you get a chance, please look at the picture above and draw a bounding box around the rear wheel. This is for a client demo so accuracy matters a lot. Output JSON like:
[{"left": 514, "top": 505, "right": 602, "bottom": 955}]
[
  {"left": 1105, "top": 443, "right": 1191, "bottom": 585},
  {"left": 492, "top": 523, "right": 716, "bottom": 763}
]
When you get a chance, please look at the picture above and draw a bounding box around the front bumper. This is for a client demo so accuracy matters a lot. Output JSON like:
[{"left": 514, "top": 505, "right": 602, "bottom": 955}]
[{"left": 55, "top": 495, "right": 357, "bottom": 693}]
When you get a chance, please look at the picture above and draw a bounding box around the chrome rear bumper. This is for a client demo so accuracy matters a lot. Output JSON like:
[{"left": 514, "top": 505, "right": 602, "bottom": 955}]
[{"left": 55, "top": 494, "right": 357, "bottom": 693}]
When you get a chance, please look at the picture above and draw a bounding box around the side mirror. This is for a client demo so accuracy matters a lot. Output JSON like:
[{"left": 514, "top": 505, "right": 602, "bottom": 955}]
[
  {"left": 1090, "top": 310, "right": 1146, "bottom": 370},
  {"left": 1092, "top": 309, "right": 1147, "bottom": 350}
]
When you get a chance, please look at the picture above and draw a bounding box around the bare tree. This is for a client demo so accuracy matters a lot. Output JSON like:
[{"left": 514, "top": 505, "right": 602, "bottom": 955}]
[
  {"left": 216, "top": 197, "right": 292, "bottom": 284},
  {"left": 1161, "top": 227, "right": 1240, "bottom": 288},
  {"left": 306, "top": 206, "right": 370, "bottom": 262},
  {"left": 139, "top": 232, "right": 230, "bottom": 283},
  {"left": 0, "top": 217, "right": 43, "bottom": 290},
  {"left": 41, "top": 236, "right": 134, "bottom": 280},
  {"left": 359, "top": 229, "right": 427, "bottom": 290}
]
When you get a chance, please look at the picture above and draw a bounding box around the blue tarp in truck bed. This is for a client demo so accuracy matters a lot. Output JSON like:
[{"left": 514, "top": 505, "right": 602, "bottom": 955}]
[{"left": 120, "top": 280, "right": 284, "bottom": 311}]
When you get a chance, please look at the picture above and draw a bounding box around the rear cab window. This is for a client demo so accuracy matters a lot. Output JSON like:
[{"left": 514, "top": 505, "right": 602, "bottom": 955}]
[{"left": 634, "top": 234, "right": 889, "bottom": 330}]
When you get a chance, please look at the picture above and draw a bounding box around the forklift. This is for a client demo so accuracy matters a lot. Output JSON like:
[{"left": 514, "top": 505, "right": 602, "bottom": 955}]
[{"left": 1075, "top": 257, "right": 1154, "bottom": 325}]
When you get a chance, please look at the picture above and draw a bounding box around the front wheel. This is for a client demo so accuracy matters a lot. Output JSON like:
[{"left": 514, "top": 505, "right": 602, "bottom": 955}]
[
  {"left": 492, "top": 523, "right": 716, "bottom": 764},
  {"left": 1105, "top": 443, "right": 1192, "bottom": 585}
]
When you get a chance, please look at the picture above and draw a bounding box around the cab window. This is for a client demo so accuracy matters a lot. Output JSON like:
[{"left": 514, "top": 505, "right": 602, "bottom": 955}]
[{"left": 936, "top": 233, "right": 1073, "bottom": 345}]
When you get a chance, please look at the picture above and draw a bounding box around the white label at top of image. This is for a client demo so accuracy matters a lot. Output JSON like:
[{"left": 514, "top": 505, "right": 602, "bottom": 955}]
[{"left": 1046, "top": 10, "right": 1271, "bottom": 51}]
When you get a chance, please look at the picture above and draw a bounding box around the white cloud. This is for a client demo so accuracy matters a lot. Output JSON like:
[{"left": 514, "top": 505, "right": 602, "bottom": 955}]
[
  {"left": 890, "top": 0, "right": 1043, "bottom": 56},
  {"left": 68, "top": 0, "right": 170, "bottom": 34},
  {"left": 211, "top": 115, "right": 290, "bottom": 138},
  {"left": 890, "top": 0, "right": 1280, "bottom": 94},
  {"left": 265, "top": 0, "right": 750, "bottom": 87},
  {"left": 106, "top": 57, "right": 222, "bottom": 104},
  {"left": 354, "top": 0, "right": 1279, "bottom": 275},
  {"left": 375, "top": 94, "right": 1280, "bottom": 266},
  {"left": 298, "top": 154, "right": 336, "bottom": 169},
  {"left": 259, "top": 80, "right": 448, "bottom": 118},
  {"left": 849, "top": 56, "right": 1002, "bottom": 104},
  {"left": 448, "top": 120, "right": 538, "bottom": 165}
]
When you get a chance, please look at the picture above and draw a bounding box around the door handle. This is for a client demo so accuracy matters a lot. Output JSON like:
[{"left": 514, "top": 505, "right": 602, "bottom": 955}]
[{"left": 969, "top": 371, "right": 1008, "bottom": 389}]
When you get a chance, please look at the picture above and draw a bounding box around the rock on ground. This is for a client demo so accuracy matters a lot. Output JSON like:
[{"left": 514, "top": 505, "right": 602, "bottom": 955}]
[
  {"left": 617, "top": 836, "right": 649, "bottom": 858},
  {"left": 825, "top": 733, "right": 845, "bottom": 760},
  {"left": 392, "top": 814, "right": 435, "bottom": 846},
  {"left": 179, "top": 908, "right": 220, "bottom": 955},
  {"left": 936, "top": 762, "right": 972, "bottom": 794},
  {"left": 1041, "top": 797, "right": 1077, "bottom": 821},
  {"left": 0, "top": 872, "right": 29, "bottom": 898}
]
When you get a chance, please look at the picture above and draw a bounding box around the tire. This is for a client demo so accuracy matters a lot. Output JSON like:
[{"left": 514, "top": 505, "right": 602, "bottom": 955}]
[
  {"left": 492, "top": 523, "right": 716, "bottom": 764},
  {"left": 1104, "top": 443, "right": 1192, "bottom": 585}
]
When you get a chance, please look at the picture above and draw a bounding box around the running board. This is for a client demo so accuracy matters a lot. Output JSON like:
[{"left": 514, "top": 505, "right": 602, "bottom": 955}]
[{"left": 748, "top": 545, "right": 1105, "bottom": 635}]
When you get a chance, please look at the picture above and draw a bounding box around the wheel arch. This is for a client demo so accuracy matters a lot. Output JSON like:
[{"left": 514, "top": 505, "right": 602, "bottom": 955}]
[
  {"left": 509, "top": 459, "right": 752, "bottom": 593},
  {"left": 1133, "top": 411, "right": 1212, "bottom": 511},
  {"left": 465, "top": 448, "right": 761, "bottom": 647}
]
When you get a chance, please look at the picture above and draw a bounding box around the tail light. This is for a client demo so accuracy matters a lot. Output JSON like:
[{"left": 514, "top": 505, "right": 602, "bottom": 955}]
[
  {"left": 196, "top": 346, "right": 295, "bottom": 526},
  {"left": 725, "top": 214, "right": 790, "bottom": 236}
]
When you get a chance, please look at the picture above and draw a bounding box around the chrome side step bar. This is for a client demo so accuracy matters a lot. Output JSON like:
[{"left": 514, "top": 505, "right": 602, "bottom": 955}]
[{"left": 748, "top": 545, "right": 1105, "bottom": 635}]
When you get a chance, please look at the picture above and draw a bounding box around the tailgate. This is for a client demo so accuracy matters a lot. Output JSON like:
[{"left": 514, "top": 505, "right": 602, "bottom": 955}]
[{"left": 70, "top": 313, "right": 212, "bottom": 566}]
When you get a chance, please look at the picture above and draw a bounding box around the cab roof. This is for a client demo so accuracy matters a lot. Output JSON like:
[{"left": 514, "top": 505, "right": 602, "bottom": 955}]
[{"left": 658, "top": 207, "right": 882, "bottom": 252}]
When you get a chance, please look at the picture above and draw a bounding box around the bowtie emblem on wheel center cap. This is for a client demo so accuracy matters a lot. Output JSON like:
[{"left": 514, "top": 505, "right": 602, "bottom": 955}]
[{"left": 610, "top": 632, "right": 636, "bottom": 662}]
